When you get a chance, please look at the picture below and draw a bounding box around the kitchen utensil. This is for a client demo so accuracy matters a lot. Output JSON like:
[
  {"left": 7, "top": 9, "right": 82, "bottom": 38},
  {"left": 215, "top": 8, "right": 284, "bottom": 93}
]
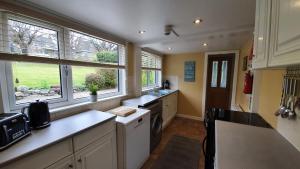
[
  {"left": 279, "top": 78, "right": 289, "bottom": 116},
  {"left": 275, "top": 78, "right": 286, "bottom": 116},
  {"left": 288, "top": 78, "right": 297, "bottom": 119},
  {"left": 282, "top": 78, "right": 292, "bottom": 118},
  {"left": 21, "top": 100, "right": 51, "bottom": 129}
]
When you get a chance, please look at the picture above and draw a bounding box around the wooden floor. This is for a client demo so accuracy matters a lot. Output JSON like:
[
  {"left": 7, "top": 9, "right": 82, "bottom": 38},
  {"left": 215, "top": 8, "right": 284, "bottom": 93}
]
[{"left": 141, "top": 117, "right": 206, "bottom": 169}]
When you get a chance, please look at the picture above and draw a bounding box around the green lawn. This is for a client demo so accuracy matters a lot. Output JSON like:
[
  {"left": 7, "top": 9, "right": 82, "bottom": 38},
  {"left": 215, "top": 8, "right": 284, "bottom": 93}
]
[{"left": 13, "top": 63, "right": 96, "bottom": 89}]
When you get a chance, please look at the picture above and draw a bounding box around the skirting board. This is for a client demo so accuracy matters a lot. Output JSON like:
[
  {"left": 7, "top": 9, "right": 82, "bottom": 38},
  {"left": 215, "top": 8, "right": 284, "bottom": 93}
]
[{"left": 176, "top": 114, "right": 203, "bottom": 121}]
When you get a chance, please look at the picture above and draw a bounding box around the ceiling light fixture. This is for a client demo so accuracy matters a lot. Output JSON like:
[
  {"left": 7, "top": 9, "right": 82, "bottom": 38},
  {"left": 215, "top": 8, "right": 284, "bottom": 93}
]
[
  {"left": 168, "top": 47, "right": 172, "bottom": 50},
  {"left": 193, "top": 18, "right": 203, "bottom": 24},
  {"left": 138, "top": 30, "right": 146, "bottom": 34},
  {"left": 258, "top": 37, "right": 264, "bottom": 41},
  {"left": 203, "top": 43, "right": 208, "bottom": 47}
]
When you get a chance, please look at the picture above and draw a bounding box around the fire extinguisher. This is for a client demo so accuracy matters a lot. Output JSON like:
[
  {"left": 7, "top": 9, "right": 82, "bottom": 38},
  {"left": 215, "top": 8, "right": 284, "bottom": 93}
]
[{"left": 243, "top": 71, "right": 253, "bottom": 94}]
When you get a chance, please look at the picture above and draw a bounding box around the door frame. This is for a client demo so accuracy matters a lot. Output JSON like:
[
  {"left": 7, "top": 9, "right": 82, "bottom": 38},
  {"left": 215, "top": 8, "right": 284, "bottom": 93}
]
[{"left": 201, "top": 50, "right": 240, "bottom": 119}]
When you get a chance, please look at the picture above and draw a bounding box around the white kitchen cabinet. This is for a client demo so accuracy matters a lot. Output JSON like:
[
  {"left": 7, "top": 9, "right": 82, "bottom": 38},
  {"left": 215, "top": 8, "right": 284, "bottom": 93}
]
[
  {"left": 1, "top": 117, "right": 116, "bottom": 169},
  {"left": 75, "top": 132, "right": 117, "bottom": 169},
  {"left": 161, "top": 92, "right": 178, "bottom": 129},
  {"left": 253, "top": 0, "right": 300, "bottom": 69},
  {"left": 268, "top": 0, "right": 300, "bottom": 66},
  {"left": 252, "top": 0, "right": 272, "bottom": 69},
  {"left": 45, "top": 155, "right": 75, "bottom": 169},
  {"left": 1, "top": 139, "right": 73, "bottom": 169}
]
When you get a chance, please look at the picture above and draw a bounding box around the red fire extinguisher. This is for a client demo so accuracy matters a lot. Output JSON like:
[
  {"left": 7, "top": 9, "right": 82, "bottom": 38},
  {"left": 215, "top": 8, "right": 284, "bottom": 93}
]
[{"left": 243, "top": 71, "right": 253, "bottom": 94}]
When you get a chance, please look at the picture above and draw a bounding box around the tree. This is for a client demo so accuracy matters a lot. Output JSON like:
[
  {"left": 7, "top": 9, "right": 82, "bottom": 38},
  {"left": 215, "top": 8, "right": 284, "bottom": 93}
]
[
  {"left": 9, "top": 20, "right": 42, "bottom": 54},
  {"left": 90, "top": 39, "right": 117, "bottom": 52}
]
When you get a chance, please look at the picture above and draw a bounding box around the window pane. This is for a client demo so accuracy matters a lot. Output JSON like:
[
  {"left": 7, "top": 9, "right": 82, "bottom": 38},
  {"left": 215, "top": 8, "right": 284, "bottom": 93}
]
[
  {"left": 157, "top": 71, "right": 162, "bottom": 87},
  {"left": 8, "top": 20, "right": 59, "bottom": 58},
  {"left": 220, "top": 61, "right": 228, "bottom": 88},
  {"left": 72, "top": 66, "right": 119, "bottom": 99},
  {"left": 142, "top": 70, "right": 148, "bottom": 87},
  {"left": 69, "top": 31, "right": 120, "bottom": 65},
  {"left": 12, "top": 62, "right": 62, "bottom": 104},
  {"left": 149, "top": 70, "right": 155, "bottom": 86},
  {"left": 211, "top": 61, "right": 218, "bottom": 87}
]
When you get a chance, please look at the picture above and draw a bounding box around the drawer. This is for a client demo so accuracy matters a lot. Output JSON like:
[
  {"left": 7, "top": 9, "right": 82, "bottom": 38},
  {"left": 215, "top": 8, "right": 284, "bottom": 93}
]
[
  {"left": 73, "top": 119, "right": 115, "bottom": 152},
  {"left": 1, "top": 139, "right": 73, "bottom": 169}
]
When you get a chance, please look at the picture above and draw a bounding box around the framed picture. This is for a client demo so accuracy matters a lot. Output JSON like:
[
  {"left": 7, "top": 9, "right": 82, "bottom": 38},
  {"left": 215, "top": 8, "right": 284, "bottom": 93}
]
[{"left": 184, "top": 61, "right": 195, "bottom": 82}]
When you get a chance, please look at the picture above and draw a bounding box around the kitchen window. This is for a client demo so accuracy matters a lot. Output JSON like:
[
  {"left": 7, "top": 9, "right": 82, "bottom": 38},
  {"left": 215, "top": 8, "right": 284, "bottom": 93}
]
[
  {"left": 141, "top": 51, "right": 162, "bottom": 90},
  {"left": 0, "top": 12, "right": 126, "bottom": 112}
]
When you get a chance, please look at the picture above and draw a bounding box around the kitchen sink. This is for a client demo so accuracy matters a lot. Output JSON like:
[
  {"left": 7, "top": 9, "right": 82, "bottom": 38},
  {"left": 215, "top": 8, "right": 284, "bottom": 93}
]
[{"left": 148, "top": 89, "right": 173, "bottom": 97}]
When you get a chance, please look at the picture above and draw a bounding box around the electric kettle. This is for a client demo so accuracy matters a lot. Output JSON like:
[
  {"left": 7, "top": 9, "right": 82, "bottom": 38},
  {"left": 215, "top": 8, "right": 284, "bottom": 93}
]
[{"left": 21, "top": 100, "right": 51, "bottom": 129}]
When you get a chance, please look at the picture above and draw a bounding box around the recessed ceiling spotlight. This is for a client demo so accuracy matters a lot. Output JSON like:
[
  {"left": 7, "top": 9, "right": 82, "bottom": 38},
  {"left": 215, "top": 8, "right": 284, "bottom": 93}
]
[
  {"left": 168, "top": 47, "right": 172, "bottom": 50},
  {"left": 193, "top": 18, "right": 203, "bottom": 24},
  {"left": 203, "top": 43, "right": 208, "bottom": 46},
  {"left": 138, "top": 30, "right": 146, "bottom": 34}
]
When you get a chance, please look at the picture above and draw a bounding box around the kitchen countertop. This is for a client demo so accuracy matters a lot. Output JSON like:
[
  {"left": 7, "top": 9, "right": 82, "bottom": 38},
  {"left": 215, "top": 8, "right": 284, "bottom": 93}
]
[
  {"left": 0, "top": 110, "right": 115, "bottom": 166},
  {"left": 122, "top": 89, "right": 178, "bottom": 107},
  {"left": 215, "top": 120, "right": 300, "bottom": 169}
]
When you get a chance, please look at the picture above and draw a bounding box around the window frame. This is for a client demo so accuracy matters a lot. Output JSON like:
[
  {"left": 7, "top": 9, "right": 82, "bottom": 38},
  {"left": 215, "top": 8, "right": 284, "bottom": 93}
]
[
  {"left": 0, "top": 12, "right": 126, "bottom": 112},
  {"left": 64, "top": 30, "right": 125, "bottom": 103}
]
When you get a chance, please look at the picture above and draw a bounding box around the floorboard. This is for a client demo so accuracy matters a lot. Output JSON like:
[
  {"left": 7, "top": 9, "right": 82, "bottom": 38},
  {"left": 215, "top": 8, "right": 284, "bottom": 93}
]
[{"left": 141, "top": 117, "right": 206, "bottom": 169}]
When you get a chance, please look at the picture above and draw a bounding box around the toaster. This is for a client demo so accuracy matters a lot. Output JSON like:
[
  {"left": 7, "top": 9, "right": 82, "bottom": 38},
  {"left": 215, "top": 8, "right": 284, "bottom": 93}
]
[{"left": 0, "top": 113, "right": 31, "bottom": 150}]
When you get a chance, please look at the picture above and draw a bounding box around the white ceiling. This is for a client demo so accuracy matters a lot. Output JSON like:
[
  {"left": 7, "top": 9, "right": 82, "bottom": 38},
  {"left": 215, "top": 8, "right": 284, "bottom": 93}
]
[{"left": 24, "top": 0, "right": 255, "bottom": 54}]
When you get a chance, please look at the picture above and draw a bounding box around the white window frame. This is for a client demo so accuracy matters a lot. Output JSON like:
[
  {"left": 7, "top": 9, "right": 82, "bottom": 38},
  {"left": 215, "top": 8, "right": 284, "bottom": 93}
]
[
  {"left": 64, "top": 30, "right": 124, "bottom": 103},
  {"left": 0, "top": 12, "right": 126, "bottom": 112}
]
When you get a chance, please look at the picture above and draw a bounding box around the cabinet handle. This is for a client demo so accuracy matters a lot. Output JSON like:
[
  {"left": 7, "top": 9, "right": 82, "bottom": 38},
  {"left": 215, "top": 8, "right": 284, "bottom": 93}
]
[
  {"left": 78, "top": 158, "right": 82, "bottom": 163},
  {"left": 68, "top": 164, "right": 73, "bottom": 168}
]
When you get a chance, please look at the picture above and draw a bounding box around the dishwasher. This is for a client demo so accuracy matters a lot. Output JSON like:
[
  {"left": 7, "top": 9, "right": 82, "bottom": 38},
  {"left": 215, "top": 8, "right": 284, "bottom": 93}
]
[{"left": 113, "top": 108, "right": 150, "bottom": 169}]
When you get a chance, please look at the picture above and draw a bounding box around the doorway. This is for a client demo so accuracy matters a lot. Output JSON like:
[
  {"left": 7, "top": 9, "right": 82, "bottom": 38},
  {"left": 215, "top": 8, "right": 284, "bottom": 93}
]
[{"left": 202, "top": 50, "right": 239, "bottom": 115}]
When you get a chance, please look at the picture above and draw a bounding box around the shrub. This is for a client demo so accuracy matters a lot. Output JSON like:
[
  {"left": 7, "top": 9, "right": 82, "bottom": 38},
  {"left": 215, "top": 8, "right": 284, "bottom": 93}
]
[
  {"left": 96, "top": 51, "right": 117, "bottom": 63},
  {"left": 85, "top": 70, "right": 117, "bottom": 91}
]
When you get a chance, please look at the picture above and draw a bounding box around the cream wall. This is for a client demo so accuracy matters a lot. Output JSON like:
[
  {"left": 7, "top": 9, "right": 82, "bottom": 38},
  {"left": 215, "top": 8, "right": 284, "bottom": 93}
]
[
  {"left": 163, "top": 53, "right": 204, "bottom": 118},
  {"left": 236, "top": 38, "right": 285, "bottom": 128},
  {"left": 256, "top": 69, "right": 285, "bottom": 128},
  {"left": 235, "top": 38, "right": 252, "bottom": 112}
]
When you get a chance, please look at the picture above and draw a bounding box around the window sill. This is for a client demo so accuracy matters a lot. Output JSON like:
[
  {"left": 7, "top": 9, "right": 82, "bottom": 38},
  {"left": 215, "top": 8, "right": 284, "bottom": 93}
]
[{"left": 50, "top": 94, "right": 127, "bottom": 115}]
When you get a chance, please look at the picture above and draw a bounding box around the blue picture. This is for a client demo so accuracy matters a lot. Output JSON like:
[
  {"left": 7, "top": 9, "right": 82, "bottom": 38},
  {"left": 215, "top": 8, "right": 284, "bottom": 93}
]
[{"left": 184, "top": 61, "right": 195, "bottom": 82}]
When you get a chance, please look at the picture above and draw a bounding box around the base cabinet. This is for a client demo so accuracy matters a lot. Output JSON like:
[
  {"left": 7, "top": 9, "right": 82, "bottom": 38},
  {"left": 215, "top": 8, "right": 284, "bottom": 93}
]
[
  {"left": 161, "top": 92, "right": 178, "bottom": 129},
  {"left": 75, "top": 132, "right": 117, "bottom": 169},
  {"left": 1, "top": 119, "right": 117, "bottom": 169}
]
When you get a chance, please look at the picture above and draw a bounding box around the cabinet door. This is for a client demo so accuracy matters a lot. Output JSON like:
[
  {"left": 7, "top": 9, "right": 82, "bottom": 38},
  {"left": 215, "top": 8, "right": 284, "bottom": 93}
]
[
  {"left": 75, "top": 132, "right": 117, "bottom": 169},
  {"left": 269, "top": 0, "right": 300, "bottom": 66},
  {"left": 253, "top": 0, "right": 272, "bottom": 69},
  {"left": 162, "top": 97, "right": 169, "bottom": 126},
  {"left": 45, "top": 155, "right": 75, "bottom": 169},
  {"left": 169, "top": 93, "right": 178, "bottom": 118}
]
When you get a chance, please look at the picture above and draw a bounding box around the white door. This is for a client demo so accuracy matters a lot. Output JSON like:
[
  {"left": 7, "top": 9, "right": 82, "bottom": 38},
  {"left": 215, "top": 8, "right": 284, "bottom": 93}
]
[
  {"left": 75, "top": 133, "right": 117, "bottom": 169},
  {"left": 253, "top": 0, "right": 272, "bottom": 69},
  {"left": 269, "top": 0, "right": 300, "bottom": 66},
  {"left": 45, "top": 155, "right": 75, "bottom": 169}
]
